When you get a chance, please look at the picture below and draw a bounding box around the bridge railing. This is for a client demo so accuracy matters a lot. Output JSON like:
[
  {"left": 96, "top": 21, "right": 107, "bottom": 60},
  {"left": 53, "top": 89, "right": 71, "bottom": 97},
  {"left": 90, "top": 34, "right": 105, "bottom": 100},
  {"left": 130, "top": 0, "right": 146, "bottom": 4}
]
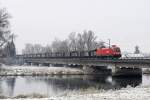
[
  {"left": 16, "top": 53, "right": 150, "bottom": 60},
  {"left": 121, "top": 57, "right": 150, "bottom": 60}
]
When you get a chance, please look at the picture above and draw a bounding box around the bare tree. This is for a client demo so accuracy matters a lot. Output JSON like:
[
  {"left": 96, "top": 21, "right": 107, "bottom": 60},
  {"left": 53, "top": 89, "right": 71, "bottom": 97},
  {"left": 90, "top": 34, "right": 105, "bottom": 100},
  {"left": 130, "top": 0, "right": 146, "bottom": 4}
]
[
  {"left": 59, "top": 39, "right": 69, "bottom": 52},
  {"left": 22, "top": 30, "right": 105, "bottom": 54},
  {"left": 54, "top": 30, "right": 99, "bottom": 52},
  {"left": 51, "top": 38, "right": 62, "bottom": 52},
  {"left": 43, "top": 45, "right": 52, "bottom": 53},
  {"left": 0, "top": 8, "right": 12, "bottom": 48},
  {"left": 22, "top": 43, "right": 53, "bottom": 54},
  {"left": 22, "top": 43, "right": 34, "bottom": 54},
  {"left": 33, "top": 44, "right": 43, "bottom": 53},
  {"left": 51, "top": 38, "right": 69, "bottom": 52},
  {"left": 76, "top": 33, "right": 85, "bottom": 51},
  {"left": 82, "top": 30, "right": 97, "bottom": 51},
  {"left": 68, "top": 32, "right": 77, "bottom": 51}
]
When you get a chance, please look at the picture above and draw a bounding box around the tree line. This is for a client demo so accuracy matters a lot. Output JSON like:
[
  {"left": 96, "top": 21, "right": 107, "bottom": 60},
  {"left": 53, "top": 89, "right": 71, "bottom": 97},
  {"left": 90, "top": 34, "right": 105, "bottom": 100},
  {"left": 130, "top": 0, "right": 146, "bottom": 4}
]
[{"left": 22, "top": 30, "right": 106, "bottom": 54}]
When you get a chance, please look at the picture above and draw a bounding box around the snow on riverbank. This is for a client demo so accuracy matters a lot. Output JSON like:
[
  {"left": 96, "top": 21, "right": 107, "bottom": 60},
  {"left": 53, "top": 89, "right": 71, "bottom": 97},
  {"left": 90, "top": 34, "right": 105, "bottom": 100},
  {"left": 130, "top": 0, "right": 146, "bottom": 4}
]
[
  {"left": 2, "top": 86, "right": 150, "bottom": 100},
  {"left": 0, "top": 65, "right": 84, "bottom": 76},
  {"left": 49, "top": 86, "right": 150, "bottom": 100}
]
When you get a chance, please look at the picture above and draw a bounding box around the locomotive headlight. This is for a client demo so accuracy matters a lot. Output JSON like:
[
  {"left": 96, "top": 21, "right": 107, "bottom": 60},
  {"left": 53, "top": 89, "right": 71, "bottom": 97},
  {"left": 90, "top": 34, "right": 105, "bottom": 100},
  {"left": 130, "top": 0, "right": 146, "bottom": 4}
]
[{"left": 106, "top": 51, "right": 109, "bottom": 53}]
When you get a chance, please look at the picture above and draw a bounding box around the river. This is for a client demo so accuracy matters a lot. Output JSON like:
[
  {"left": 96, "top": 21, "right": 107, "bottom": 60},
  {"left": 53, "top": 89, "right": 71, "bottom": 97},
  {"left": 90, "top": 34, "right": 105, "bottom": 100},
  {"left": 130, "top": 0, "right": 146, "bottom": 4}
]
[{"left": 0, "top": 74, "right": 150, "bottom": 97}]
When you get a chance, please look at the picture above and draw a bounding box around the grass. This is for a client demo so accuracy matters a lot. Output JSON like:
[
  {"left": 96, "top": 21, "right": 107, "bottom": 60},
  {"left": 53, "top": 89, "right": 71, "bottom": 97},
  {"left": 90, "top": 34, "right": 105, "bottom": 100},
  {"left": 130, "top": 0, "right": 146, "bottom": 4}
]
[
  {"left": 0, "top": 93, "right": 47, "bottom": 99},
  {"left": 14, "top": 93, "right": 47, "bottom": 98},
  {"left": 0, "top": 95, "right": 7, "bottom": 99}
]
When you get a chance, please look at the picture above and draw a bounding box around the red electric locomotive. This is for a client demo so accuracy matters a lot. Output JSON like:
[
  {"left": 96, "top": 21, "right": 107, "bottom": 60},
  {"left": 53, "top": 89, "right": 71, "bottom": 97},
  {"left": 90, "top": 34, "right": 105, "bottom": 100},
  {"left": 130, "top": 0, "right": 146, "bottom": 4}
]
[{"left": 96, "top": 45, "right": 121, "bottom": 58}]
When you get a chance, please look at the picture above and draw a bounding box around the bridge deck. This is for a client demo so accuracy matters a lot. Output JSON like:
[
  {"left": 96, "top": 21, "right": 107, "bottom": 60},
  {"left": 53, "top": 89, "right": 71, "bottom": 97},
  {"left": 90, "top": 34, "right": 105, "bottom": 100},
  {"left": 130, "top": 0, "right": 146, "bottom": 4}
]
[{"left": 19, "top": 57, "right": 150, "bottom": 68}]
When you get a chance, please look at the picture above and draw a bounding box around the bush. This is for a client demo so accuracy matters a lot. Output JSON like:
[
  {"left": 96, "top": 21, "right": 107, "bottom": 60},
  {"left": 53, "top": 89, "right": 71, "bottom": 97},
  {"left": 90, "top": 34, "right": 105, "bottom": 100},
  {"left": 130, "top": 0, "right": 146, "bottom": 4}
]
[
  {"left": 0, "top": 95, "right": 7, "bottom": 99},
  {"left": 14, "top": 93, "right": 47, "bottom": 98}
]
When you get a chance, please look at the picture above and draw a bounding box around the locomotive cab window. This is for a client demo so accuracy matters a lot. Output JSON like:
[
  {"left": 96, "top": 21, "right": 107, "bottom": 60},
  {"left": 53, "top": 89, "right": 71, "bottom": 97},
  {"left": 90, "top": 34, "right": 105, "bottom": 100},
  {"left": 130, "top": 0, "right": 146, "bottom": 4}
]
[{"left": 114, "top": 48, "right": 121, "bottom": 52}]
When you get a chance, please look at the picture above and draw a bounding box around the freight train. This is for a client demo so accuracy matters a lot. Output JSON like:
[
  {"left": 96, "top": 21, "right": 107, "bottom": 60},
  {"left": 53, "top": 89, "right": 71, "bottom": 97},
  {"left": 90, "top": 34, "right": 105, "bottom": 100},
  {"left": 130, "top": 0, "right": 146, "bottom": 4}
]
[{"left": 23, "top": 45, "right": 121, "bottom": 59}]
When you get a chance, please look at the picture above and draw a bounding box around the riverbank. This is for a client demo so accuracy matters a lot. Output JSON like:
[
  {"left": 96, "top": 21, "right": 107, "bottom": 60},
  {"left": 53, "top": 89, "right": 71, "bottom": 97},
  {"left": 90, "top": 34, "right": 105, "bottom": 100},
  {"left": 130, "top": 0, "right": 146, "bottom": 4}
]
[
  {"left": 0, "top": 65, "right": 84, "bottom": 76},
  {"left": 53, "top": 85, "right": 150, "bottom": 100},
  {"left": 62, "top": 86, "right": 150, "bottom": 100},
  {"left": 143, "top": 68, "right": 150, "bottom": 74},
  {"left": 0, "top": 65, "right": 150, "bottom": 76},
  {"left": 1, "top": 85, "right": 150, "bottom": 100}
]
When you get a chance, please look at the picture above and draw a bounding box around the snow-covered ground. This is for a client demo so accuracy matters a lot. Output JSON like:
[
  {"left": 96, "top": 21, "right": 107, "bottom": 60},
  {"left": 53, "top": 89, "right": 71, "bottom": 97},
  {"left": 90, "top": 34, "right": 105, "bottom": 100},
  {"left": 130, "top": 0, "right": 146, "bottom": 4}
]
[
  {"left": 50, "top": 86, "right": 150, "bottom": 100},
  {"left": 0, "top": 65, "right": 84, "bottom": 76},
  {"left": 2, "top": 85, "right": 150, "bottom": 100}
]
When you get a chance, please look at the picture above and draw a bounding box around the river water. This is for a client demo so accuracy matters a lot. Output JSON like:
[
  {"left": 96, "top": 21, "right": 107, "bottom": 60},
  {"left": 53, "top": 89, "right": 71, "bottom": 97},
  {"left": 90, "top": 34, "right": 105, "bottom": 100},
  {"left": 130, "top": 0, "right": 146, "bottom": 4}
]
[{"left": 0, "top": 74, "right": 150, "bottom": 97}]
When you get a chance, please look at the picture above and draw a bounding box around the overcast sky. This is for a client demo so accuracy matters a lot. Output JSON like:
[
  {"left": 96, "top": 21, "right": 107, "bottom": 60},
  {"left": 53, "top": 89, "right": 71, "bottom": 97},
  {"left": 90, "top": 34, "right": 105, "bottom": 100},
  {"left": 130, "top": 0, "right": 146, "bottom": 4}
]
[{"left": 1, "top": 0, "right": 150, "bottom": 54}]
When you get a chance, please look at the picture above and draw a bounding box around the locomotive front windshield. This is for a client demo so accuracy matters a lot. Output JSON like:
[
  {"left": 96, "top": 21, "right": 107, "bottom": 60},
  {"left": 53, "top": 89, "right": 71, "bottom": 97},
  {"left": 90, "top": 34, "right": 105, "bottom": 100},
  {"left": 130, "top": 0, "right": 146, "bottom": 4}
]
[{"left": 114, "top": 47, "right": 121, "bottom": 52}]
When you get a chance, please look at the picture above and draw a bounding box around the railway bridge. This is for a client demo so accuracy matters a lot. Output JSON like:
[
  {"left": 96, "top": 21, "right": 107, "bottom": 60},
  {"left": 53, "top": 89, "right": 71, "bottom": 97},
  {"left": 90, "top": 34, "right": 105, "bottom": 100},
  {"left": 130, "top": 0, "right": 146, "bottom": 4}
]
[{"left": 16, "top": 55, "right": 150, "bottom": 76}]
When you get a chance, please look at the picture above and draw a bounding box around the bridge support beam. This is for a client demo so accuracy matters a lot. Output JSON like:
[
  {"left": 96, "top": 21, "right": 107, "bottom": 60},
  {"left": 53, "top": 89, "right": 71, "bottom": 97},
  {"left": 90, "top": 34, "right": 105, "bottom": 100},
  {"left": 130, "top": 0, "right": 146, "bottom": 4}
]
[
  {"left": 112, "top": 67, "right": 142, "bottom": 77},
  {"left": 49, "top": 64, "right": 52, "bottom": 67}
]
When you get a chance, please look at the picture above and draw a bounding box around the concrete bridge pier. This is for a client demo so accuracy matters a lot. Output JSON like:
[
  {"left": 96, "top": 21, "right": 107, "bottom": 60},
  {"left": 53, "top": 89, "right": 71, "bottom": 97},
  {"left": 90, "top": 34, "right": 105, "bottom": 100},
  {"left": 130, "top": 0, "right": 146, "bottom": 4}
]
[
  {"left": 31, "top": 63, "right": 34, "bottom": 66},
  {"left": 29, "top": 63, "right": 39, "bottom": 66},
  {"left": 82, "top": 65, "right": 95, "bottom": 74},
  {"left": 82, "top": 65, "right": 111, "bottom": 75},
  {"left": 24, "top": 62, "right": 34, "bottom": 66},
  {"left": 39, "top": 63, "right": 43, "bottom": 67},
  {"left": 42, "top": 63, "right": 50, "bottom": 67},
  {"left": 112, "top": 66, "right": 142, "bottom": 77},
  {"left": 30, "top": 63, "right": 51, "bottom": 67},
  {"left": 63, "top": 64, "right": 69, "bottom": 67},
  {"left": 49, "top": 64, "right": 52, "bottom": 67},
  {"left": 23, "top": 63, "right": 28, "bottom": 66}
]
